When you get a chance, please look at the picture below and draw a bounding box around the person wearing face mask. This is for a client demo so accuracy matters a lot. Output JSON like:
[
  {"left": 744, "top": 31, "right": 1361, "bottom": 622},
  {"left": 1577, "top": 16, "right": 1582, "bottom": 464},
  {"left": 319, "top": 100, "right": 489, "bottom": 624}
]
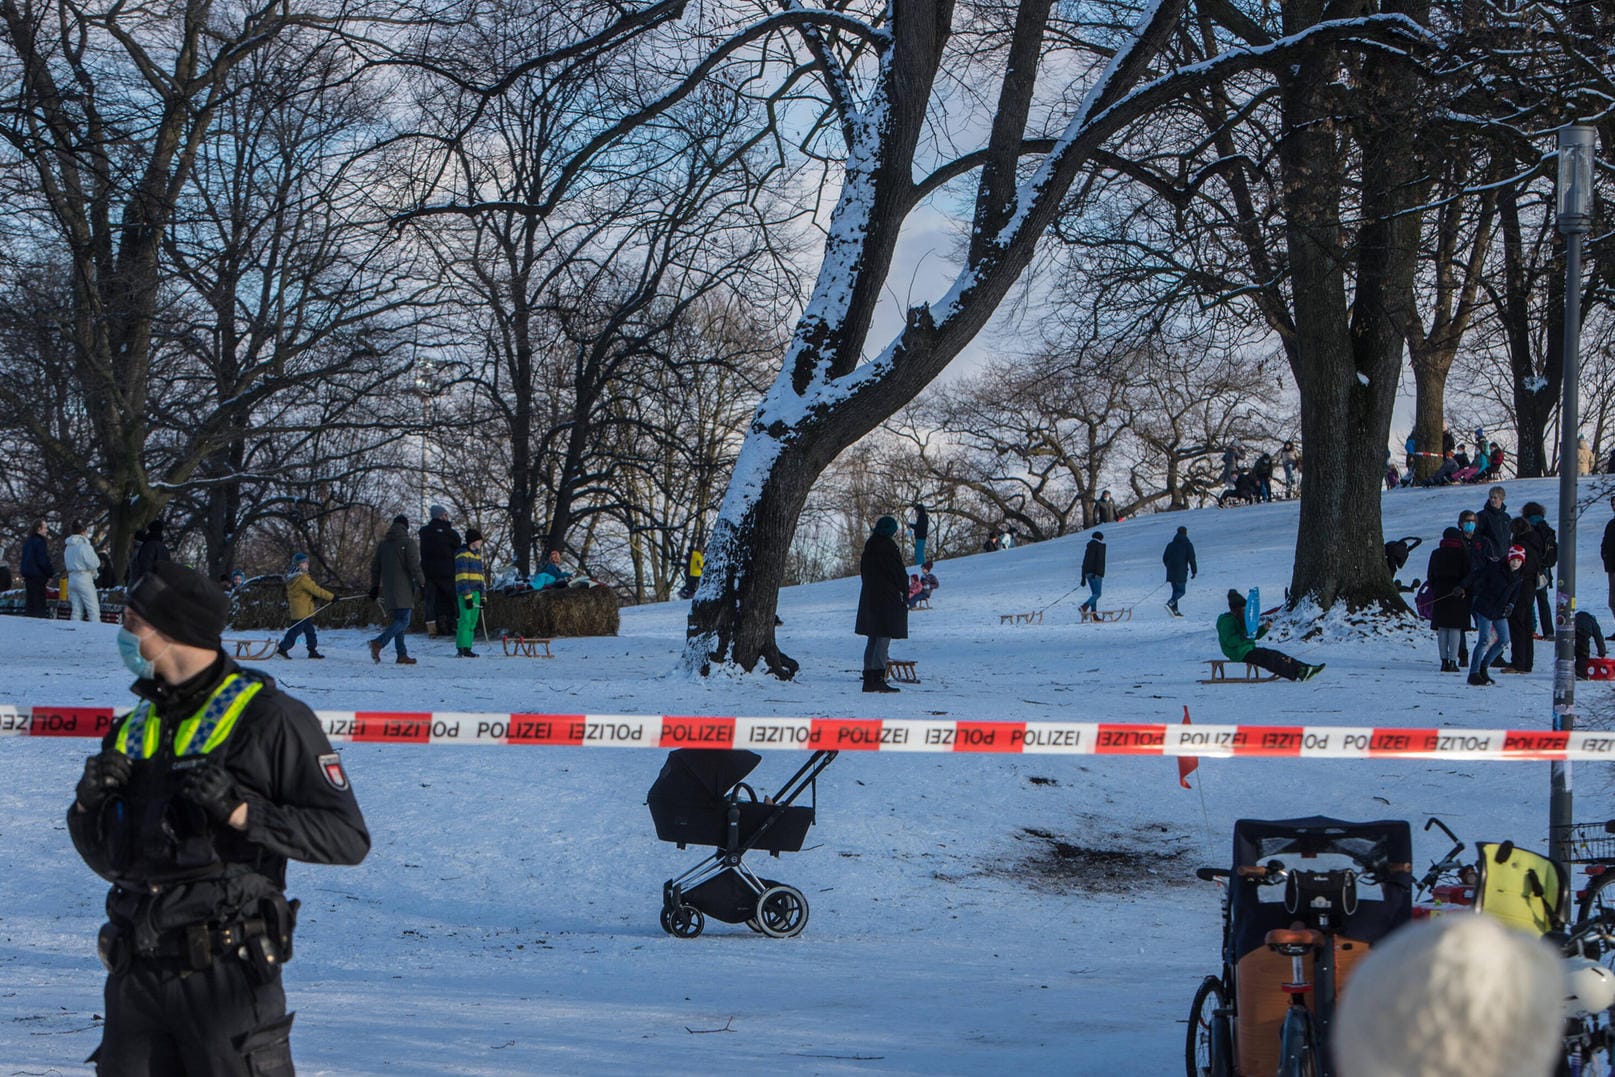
[
  {"left": 68, "top": 561, "right": 369, "bottom": 1075},
  {"left": 1455, "top": 510, "right": 1486, "bottom": 667}
]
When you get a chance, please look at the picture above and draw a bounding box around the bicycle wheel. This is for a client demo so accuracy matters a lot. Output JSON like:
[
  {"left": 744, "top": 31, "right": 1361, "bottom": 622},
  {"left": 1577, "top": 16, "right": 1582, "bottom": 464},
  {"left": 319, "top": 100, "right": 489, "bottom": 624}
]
[
  {"left": 1277, "top": 1005, "right": 1320, "bottom": 1077},
  {"left": 1186, "top": 976, "right": 1232, "bottom": 1077},
  {"left": 1579, "top": 868, "right": 1615, "bottom": 929}
]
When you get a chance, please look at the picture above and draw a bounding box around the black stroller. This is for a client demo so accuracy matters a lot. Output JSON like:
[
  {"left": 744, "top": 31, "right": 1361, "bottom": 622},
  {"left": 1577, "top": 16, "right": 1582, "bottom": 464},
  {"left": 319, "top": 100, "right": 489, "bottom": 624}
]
[{"left": 647, "top": 748, "right": 837, "bottom": 939}]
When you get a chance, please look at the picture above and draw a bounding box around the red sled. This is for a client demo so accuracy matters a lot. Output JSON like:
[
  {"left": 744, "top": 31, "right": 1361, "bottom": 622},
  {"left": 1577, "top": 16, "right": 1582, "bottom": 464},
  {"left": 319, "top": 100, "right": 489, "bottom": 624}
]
[{"left": 1586, "top": 658, "right": 1615, "bottom": 680}]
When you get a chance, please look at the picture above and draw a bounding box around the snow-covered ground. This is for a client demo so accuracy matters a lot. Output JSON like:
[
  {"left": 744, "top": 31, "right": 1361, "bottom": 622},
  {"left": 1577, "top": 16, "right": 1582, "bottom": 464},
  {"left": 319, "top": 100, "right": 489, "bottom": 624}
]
[{"left": 4, "top": 479, "right": 1614, "bottom": 1075}]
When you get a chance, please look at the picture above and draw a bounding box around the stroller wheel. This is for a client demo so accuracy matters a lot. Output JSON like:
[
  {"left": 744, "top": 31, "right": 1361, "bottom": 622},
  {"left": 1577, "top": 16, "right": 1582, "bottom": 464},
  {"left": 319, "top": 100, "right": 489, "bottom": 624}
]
[
  {"left": 755, "top": 885, "right": 809, "bottom": 938},
  {"left": 664, "top": 904, "right": 704, "bottom": 939},
  {"left": 745, "top": 918, "right": 763, "bottom": 933}
]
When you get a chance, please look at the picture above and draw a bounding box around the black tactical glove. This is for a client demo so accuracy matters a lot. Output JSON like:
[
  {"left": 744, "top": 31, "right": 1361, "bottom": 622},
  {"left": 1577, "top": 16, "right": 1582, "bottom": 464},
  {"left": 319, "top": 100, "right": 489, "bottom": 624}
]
[
  {"left": 180, "top": 762, "right": 245, "bottom": 826},
  {"left": 76, "top": 750, "right": 132, "bottom": 812},
  {"left": 1502, "top": 604, "right": 1514, "bottom": 618}
]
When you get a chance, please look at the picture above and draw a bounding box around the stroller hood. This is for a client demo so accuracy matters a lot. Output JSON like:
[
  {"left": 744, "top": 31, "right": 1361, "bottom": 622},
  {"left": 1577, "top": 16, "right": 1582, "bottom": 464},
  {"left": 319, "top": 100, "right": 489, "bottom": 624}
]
[{"left": 647, "top": 748, "right": 762, "bottom": 808}]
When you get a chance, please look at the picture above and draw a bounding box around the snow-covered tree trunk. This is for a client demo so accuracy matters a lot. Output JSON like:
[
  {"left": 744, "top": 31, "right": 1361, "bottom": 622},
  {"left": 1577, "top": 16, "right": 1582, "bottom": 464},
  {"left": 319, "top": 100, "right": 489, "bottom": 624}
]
[{"left": 683, "top": 0, "right": 1224, "bottom": 676}]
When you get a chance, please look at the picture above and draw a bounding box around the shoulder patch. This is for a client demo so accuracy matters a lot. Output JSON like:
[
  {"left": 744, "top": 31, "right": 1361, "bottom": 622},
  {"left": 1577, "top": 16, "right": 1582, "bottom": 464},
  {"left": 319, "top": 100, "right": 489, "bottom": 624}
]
[{"left": 318, "top": 752, "right": 350, "bottom": 791}]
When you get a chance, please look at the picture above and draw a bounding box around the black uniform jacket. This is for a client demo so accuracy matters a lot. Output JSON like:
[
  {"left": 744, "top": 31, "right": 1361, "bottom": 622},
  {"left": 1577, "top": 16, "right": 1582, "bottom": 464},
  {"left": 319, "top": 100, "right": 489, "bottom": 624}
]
[{"left": 69, "top": 654, "right": 369, "bottom": 941}]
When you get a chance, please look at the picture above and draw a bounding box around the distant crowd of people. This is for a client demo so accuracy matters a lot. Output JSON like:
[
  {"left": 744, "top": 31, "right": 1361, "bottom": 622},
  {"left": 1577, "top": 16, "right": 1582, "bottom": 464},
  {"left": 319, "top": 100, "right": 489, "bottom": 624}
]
[{"left": 1218, "top": 442, "right": 1300, "bottom": 506}]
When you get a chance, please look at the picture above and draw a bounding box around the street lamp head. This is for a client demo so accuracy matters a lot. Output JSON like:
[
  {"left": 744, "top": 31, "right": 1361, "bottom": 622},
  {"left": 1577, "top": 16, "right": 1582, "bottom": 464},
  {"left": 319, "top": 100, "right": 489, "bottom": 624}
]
[{"left": 1556, "top": 124, "right": 1596, "bottom": 235}]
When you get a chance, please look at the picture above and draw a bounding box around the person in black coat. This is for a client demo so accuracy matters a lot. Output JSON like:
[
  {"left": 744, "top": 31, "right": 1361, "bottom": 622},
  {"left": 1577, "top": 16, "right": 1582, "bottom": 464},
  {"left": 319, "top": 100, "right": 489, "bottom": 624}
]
[
  {"left": 907, "top": 503, "right": 929, "bottom": 566},
  {"left": 0, "top": 562, "right": 11, "bottom": 592},
  {"left": 856, "top": 515, "right": 908, "bottom": 693},
  {"left": 1504, "top": 517, "right": 1544, "bottom": 672},
  {"left": 69, "top": 562, "right": 368, "bottom": 1073},
  {"left": 20, "top": 518, "right": 53, "bottom": 617},
  {"left": 1079, "top": 531, "right": 1106, "bottom": 613},
  {"left": 1162, "top": 526, "right": 1197, "bottom": 616},
  {"left": 1576, "top": 611, "right": 1608, "bottom": 679},
  {"left": 1604, "top": 496, "right": 1615, "bottom": 621},
  {"left": 1521, "top": 501, "right": 1556, "bottom": 639},
  {"left": 1425, "top": 527, "right": 1472, "bottom": 673},
  {"left": 1457, "top": 544, "right": 1525, "bottom": 685},
  {"left": 1475, "top": 486, "right": 1511, "bottom": 561},
  {"left": 417, "top": 505, "right": 462, "bottom": 638},
  {"left": 127, "top": 519, "right": 171, "bottom": 590}
]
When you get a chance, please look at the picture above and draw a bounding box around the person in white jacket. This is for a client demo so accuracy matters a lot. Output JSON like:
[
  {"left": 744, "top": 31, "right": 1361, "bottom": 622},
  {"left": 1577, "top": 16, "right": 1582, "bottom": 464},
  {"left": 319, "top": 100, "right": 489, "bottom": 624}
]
[{"left": 63, "top": 520, "right": 101, "bottom": 623}]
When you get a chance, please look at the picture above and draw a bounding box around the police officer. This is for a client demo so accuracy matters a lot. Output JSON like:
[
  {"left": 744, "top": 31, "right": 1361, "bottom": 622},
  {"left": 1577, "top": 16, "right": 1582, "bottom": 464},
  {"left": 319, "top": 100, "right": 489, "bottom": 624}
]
[{"left": 69, "top": 562, "right": 369, "bottom": 1075}]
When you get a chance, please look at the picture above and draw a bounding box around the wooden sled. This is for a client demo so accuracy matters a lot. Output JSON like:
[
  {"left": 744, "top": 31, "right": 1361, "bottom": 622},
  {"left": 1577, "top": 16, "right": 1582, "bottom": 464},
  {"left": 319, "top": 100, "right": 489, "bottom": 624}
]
[
  {"left": 1200, "top": 658, "right": 1279, "bottom": 685},
  {"left": 502, "top": 635, "right": 554, "bottom": 658},
  {"left": 911, "top": 597, "right": 932, "bottom": 610},
  {"left": 1079, "top": 608, "right": 1132, "bottom": 624},
  {"left": 885, "top": 659, "right": 920, "bottom": 684},
  {"left": 999, "top": 611, "right": 1044, "bottom": 625},
  {"left": 228, "top": 638, "right": 278, "bottom": 660}
]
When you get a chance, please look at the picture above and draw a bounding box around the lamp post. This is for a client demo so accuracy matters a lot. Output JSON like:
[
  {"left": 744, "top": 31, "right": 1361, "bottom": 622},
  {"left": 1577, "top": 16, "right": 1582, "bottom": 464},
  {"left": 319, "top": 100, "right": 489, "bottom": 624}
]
[
  {"left": 1550, "top": 124, "right": 1596, "bottom": 864},
  {"left": 414, "top": 359, "right": 438, "bottom": 524}
]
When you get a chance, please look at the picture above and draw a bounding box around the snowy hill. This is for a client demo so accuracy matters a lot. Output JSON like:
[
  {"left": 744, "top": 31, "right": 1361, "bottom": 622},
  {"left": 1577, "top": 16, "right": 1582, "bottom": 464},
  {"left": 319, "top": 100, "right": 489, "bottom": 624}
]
[{"left": 3, "top": 477, "right": 1612, "bottom": 1074}]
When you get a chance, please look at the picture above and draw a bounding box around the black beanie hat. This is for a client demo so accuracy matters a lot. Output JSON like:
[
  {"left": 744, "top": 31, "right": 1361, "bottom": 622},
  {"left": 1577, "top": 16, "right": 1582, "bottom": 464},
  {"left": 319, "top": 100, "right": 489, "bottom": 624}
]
[
  {"left": 1443, "top": 526, "right": 1462, "bottom": 541},
  {"left": 127, "top": 562, "right": 230, "bottom": 650},
  {"left": 146, "top": 518, "right": 164, "bottom": 537},
  {"left": 393, "top": 514, "right": 409, "bottom": 526},
  {"left": 1227, "top": 588, "right": 1246, "bottom": 612},
  {"left": 465, "top": 528, "right": 483, "bottom": 545}
]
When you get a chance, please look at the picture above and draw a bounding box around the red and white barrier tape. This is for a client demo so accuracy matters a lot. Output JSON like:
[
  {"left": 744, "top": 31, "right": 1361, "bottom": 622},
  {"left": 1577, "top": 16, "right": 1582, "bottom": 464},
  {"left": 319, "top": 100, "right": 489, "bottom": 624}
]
[{"left": 0, "top": 704, "right": 1599, "bottom": 760}]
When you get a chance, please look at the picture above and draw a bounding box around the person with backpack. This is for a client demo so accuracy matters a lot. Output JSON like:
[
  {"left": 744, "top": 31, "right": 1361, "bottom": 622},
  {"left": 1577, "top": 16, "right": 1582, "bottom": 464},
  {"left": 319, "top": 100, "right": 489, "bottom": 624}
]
[
  {"left": 1162, "top": 526, "right": 1197, "bottom": 617},
  {"left": 1079, "top": 531, "right": 1106, "bottom": 614},
  {"left": 368, "top": 515, "right": 424, "bottom": 665},
  {"left": 1094, "top": 490, "right": 1119, "bottom": 523},
  {"left": 453, "top": 528, "right": 486, "bottom": 658},
  {"left": 277, "top": 553, "right": 332, "bottom": 660},
  {"left": 1425, "top": 527, "right": 1472, "bottom": 673},
  {"left": 678, "top": 544, "right": 704, "bottom": 600},
  {"left": 1521, "top": 501, "right": 1556, "bottom": 639},
  {"left": 1217, "top": 590, "right": 1324, "bottom": 680},
  {"left": 1457, "top": 543, "right": 1527, "bottom": 686}
]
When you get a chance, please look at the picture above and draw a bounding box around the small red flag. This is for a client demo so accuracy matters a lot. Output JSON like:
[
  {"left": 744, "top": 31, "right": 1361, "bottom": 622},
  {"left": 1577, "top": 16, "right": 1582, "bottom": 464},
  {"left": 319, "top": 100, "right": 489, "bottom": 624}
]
[{"left": 1178, "top": 705, "right": 1199, "bottom": 790}]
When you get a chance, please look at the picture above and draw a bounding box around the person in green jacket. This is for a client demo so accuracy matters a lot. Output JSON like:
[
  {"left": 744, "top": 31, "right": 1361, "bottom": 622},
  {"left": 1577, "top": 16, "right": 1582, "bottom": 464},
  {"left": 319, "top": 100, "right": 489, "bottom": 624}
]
[
  {"left": 454, "top": 529, "right": 486, "bottom": 657},
  {"left": 1216, "top": 589, "right": 1324, "bottom": 681}
]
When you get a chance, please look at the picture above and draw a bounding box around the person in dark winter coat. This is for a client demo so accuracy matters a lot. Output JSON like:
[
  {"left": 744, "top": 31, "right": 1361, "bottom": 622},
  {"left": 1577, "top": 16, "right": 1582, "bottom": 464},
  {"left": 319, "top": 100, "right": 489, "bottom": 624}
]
[
  {"left": 1079, "top": 532, "right": 1106, "bottom": 613},
  {"left": 1504, "top": 518, "right": 1543, "bottom": 672},
  {"left": 1095, "top": 490, "right": 1119, "bottom": 524},
  {"left": 1253, "top": 453, "right": 1275, "bottom": 502},
  {"left": 127, "top": 519, "right": 171, "bottom": 590},
  {"left": 70, "top": 561, "right": 368, "bottom": 1074},
  {"left": 1458, "top": 543, "right": 1526, "bottom": 685},
  {"left": 1216, "top": 590, "right": 1324, "bottom": 680},
  {"left": 1603, "top": 495, "right": 1615, "bottom": 619},
  {"left": 1162, "top": 526, "right": 1197, "bottom": 616},
  {"left": 417, "top": 505, "right": 461, "bottom": 639},
  {"left": 1521, "top": 501, "right": 1557, "bottom": 639},
  {"left": 907, "top": 503, "right": 929, "bottom": 565},
  {"left": 1475, "top": 486, "right": 1511, "bottom": 561},
  {"left": 1576, "top": 611, "right": 1608, "bottom": 679},
  {"left": 20, "top": 518, "right": 53, "bottom": 618},
  {"left": 0, "top": 562, "right": 12, "bottom": 592},
  {"left": 368, "top": 515, "right": 424, "bottom": 665},
  {"left": 855, "top": 516, "right": 908, "bottom": 693},
  {"left": 1426, "top": 526, "right": 1473, "bottom": 673}
]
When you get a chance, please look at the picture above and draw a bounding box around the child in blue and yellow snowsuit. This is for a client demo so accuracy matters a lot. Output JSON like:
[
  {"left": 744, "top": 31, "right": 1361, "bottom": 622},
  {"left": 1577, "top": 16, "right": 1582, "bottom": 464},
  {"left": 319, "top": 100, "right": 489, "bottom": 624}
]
[{"left": 454, "top": 530, "right": 486, "bottom": 657}]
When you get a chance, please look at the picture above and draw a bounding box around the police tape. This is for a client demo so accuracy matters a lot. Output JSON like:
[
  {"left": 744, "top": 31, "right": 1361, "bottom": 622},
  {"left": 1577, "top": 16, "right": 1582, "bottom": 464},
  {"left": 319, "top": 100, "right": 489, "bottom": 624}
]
[{"left": 0, "top": 703, "right": 1607, "bottom": 760}]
